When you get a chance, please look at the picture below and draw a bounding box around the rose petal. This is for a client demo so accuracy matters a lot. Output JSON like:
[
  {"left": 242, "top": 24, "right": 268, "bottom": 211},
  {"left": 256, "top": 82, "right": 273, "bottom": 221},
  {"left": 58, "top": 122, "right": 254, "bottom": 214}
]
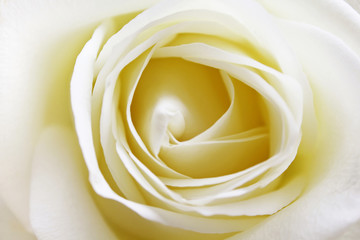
[
  {"left": 226, "top": 15, "right": 360, "bottom": 240},
  {"left": 0, "top": 198, "right": 36, "bottom": 240},
  {"left": 257, "top": 0, "right": 360, "bottom": 56},
  {"left": 336, "top": 219, "right": 360, "bottom": 240},
  {"left": 160, "top": 134, "right": 269, "bottom": 178},
  {"left": 29, "top": 126, "right": 118, "bottom": 240},
  {"left": 190, "top": 175, "right": 304, "bottom": 217},
  {"left": 345, "top": 0, "right": 360, "bottom": 14}
]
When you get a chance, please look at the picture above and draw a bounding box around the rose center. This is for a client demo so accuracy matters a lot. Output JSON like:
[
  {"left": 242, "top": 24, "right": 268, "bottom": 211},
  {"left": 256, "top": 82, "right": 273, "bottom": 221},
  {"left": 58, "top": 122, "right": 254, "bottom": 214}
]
[{"left": 130, "top": 57, "right": 269, "bottom": 178}]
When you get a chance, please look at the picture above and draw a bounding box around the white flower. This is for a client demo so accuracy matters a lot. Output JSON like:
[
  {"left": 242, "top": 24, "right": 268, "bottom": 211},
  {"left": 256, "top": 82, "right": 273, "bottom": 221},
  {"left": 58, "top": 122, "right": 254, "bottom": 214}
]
[{"left": 1, "top": 0, "right": 360, "bottom": 239}]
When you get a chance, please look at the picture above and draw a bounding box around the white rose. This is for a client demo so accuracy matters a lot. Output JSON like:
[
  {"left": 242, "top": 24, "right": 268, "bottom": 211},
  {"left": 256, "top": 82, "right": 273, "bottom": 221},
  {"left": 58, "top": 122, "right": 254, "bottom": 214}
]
[{"left": 1, "top": 0, "right": 360, "bottom": 239}]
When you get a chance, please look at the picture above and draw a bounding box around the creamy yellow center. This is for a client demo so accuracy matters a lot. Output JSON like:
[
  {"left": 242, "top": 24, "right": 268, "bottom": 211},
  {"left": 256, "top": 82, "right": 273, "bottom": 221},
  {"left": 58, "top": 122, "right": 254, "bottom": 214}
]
[{"left": 130, "top": 57, "right": 269, "bottom": 178}]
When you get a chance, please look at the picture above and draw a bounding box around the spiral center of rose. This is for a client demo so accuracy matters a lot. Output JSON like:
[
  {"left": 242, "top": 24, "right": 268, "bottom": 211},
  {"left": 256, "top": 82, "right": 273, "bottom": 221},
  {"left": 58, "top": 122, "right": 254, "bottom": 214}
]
[{"left": 129, "top": 57, "right": 269, "bottom": 178}]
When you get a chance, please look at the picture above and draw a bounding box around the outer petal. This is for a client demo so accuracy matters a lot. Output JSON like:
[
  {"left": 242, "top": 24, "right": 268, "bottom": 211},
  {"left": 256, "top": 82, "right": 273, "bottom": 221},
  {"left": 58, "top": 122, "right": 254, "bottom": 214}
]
[
  {"left": 256, "top": 0, "right": 360, "bottom": 57},
  {"left": 0, "top": 198, "right": 36, "bottom": 240},
  {"left": 345, "top": 0, "right": 360, "bottom": 14},
  {"left": 29, "top": 126, "right": 120, "bottom": 240},
  {"left": 227, "top": 16, "right": 360, "bottom": 240},
  {"left": 0, "top": 0, "right": 159, "bottom": 229},
  {"left": 336, "top": 219, "right": 360, "bottom": 240}
]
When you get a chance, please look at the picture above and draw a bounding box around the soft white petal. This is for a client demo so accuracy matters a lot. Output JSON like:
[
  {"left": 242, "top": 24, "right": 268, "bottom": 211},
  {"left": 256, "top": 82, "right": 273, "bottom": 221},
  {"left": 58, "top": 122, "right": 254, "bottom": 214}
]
[
  {"left": 345, "top": 0, "right": 360, "bottom": 14},
  {"left": 336, "top": 219, "right": 360, "bottom": 240},
  {"left": 191, "top": 175, "right": 303, "bottom": 217},
  {"left": 29, "top": 126, "right": 119, "bottom": 240},
  {"left": 226, "top": 17, "right": 360, "bottom": 240},
  {"left": 0, "top": 198, "right": 36, "bottom": 240},
  {"left": 257, "top": 0, "right": 360, "bottom": 57}
]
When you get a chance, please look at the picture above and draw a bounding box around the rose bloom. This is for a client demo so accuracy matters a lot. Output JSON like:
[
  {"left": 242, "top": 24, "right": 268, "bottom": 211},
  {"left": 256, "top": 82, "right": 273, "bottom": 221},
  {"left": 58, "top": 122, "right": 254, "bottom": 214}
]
[{"left": 1, "top": 0, "right": 360, "bottom": 239}]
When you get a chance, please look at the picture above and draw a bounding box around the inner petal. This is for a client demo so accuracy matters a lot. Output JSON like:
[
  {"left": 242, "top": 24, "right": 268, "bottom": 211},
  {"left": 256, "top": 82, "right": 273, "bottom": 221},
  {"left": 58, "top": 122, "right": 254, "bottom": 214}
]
[
  {"left": 160, "top": 133, "right": 269, "bottom": 178},
  {"left": 188, "top": 72, "right": 266, "bottom": 142}
]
